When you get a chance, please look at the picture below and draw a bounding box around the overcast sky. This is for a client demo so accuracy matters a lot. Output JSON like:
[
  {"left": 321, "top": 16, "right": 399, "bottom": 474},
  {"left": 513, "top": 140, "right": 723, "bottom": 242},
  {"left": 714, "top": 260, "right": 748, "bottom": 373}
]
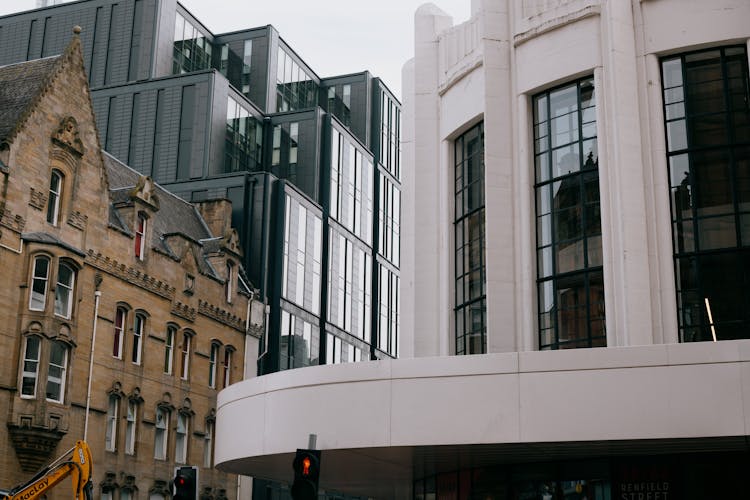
[{"left": 0, "top": 0, "right": 472, "bottom": 99}]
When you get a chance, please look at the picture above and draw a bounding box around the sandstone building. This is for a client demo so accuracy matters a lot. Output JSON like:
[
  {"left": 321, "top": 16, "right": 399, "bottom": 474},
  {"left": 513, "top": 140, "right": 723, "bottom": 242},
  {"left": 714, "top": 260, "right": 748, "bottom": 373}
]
[{"left": 0, "top": 30, "right": 261, "bottom": 500}]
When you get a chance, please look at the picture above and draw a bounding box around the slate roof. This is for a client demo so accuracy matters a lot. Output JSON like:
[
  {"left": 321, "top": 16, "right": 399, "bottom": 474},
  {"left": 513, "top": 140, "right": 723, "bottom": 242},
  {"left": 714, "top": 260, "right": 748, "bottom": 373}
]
[
  {"left": 102, "top": 152, "right": 213, "bottom": 245},
  {"left": 0, "top": 56, "right": 61, "bottom": 143},
  {"left": 22, "top": 232, "right": 86, "bottom": 256}
]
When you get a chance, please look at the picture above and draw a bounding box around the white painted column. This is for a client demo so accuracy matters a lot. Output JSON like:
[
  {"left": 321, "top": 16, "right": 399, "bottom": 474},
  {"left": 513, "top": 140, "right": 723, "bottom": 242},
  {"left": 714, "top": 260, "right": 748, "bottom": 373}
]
[
  {"left": 410, "top": 5, "right": 454, "bottom": 357},
  {"left": 598, "top": 0, "right": 655, "bottom": 346},
  {"left": 515, "top": 92, "right": 535, "bottom": 351},
  {"left": 643, "top": 52, "right": 679, "bottom": 344},
  {"left": 481, "top": 0, "right": 518, "bottom": 353}
]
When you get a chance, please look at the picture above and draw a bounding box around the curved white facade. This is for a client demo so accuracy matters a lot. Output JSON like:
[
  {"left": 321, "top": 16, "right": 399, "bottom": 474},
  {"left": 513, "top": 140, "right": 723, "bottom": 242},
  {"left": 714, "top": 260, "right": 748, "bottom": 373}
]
[
  {"left": 217, "top": 0, "right": 750, "bottom": 497},
  {"left": 217, "top": 341, "right": 750, "bottom": 496}
]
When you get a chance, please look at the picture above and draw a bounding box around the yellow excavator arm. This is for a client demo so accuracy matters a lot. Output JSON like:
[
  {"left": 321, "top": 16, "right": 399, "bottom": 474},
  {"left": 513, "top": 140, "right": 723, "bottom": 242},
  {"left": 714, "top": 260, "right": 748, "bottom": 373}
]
[{"left": 2, "top": 440, "right": 93, "bottom": 500}]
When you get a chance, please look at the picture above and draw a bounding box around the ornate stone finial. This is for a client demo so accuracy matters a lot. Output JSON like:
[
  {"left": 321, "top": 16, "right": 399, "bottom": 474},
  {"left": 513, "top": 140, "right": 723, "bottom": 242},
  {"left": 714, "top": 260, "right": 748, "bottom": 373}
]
[{"left": 73, "top": 26, "right": 82, "bottom": 35}]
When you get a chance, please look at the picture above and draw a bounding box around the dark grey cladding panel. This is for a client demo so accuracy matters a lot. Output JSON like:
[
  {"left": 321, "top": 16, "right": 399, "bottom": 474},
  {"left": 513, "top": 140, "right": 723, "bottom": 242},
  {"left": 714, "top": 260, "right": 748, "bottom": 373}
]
[
  {"left": 349, "top": 79, "right": 371, "bottom": 147},
  {"left": 250, "top": 34, "right": 270, "bottom": 113},
  {"left": 0, "top": 0, "right": 160, "bottom": 87},
  {"left": 91, "top": 72, "right": 215, "bottom": 183}
]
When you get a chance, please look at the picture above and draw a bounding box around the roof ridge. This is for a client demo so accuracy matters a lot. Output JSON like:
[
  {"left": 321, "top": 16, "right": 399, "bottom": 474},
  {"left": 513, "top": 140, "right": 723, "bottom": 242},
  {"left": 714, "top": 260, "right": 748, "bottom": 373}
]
[{"left": 1, "top": 28, "right": 84, "bottom": 145}]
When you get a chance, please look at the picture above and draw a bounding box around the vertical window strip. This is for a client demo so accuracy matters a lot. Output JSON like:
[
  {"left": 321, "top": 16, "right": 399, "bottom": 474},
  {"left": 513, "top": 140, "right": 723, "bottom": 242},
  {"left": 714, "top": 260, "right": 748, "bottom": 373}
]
[
  {"left": 454, "top": 122, "right": 486, "bottom": 355},
  {"left": 662, "top": 45, "right": 750, "bottom": 342},
  {"left": 533, "top": 77, "right": 605, "bottom": 350}
]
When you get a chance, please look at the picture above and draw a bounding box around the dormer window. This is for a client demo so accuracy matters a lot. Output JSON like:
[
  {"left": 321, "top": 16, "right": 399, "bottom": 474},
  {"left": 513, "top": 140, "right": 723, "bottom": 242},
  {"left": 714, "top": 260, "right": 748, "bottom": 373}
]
[
  {"left": 135, "top": 214, "right": 147, "bottom": 260},
  {"left": 47, "top": 170, "right": 63, "bottom": 225},
  {"left": 225, "top": 262, "right": 233, "bottom": 303}
]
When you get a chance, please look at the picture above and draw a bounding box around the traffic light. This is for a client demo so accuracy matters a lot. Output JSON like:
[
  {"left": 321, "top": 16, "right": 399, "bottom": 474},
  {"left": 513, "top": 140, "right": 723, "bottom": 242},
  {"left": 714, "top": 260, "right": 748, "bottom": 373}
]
[
  {"left": 173, "top": 466, "right": 198, "bottom": 500},
  {"left": 291, "top": 449, "right": 321, "bottom": 500}
]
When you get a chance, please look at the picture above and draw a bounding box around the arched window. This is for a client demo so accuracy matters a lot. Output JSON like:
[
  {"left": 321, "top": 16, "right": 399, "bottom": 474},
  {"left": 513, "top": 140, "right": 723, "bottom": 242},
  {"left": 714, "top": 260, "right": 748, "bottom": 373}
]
[
  {"left": 154, "top": 406, "right": 169, "bottom": 460},
  {"left": 180, "top": 332, "right": 192, "bottom": 380},
  {"left": 29, "top": 256, "right": 50, "bottom": 311},
  {"left": 203, "top": 419, "right": 214, "bottom": 468},
  {"left": 125, "top": 398, "right": 138, "bottom": 455},
  {"left": 20, "top": 336, "right": 41, "bottom": 398},
  {"left": 175, "top": 412, "right": 189, "bottom": 464},
  {"left": 132, "top": 312, "right": 146, "bottom": 365},
  {"left": 222, "top": 347, "right": 233, "bottom": 388},
  {"left": 135, "top": 213, "right": 147, "bottom": 260},
  {"left": 45, "top": 341, "right": 68, "bottom": 403},
  {"left": 225, "top": 262, "right": 233, "bottom": 303},
  {"left": 53, "top": 262, "right": 75, "bottom": 319},
  {"left": 47, "top": 170, "right": 63, "bottom": 225},
  {"left": 105, "top": 394, "right": 119, "bottom": 452},
  {"left": 113, "top": 306, "right": 127, "bottom": 358},
  {"left": 208, "top": 342, "right": 220, "bottom": 389},
  {"left": 164, "top": 325, "right": 177, "bottom": 374}
]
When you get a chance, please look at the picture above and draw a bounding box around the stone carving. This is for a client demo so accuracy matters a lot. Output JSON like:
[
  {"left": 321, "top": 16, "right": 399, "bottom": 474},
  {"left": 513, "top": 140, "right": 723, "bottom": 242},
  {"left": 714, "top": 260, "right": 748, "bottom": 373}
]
[{"left": 52, "top": 116, "right": 85, "bottom": 156}]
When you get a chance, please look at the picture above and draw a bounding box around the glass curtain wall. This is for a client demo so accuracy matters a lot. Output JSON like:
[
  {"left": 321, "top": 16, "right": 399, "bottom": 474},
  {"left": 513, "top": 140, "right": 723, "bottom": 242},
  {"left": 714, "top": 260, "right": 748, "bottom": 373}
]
[
  {"left": 173, "top": 13, "right": 212, "bottom": 74},
  {"left": 454, "top": 122, "right": 486, "bottom": 355},
  {"left": 225, "top": 96, "right": 263, "bottom": 172},
  {"left": 533, "top": 77, "right": 605, "bottom": 350},
  {"left": 662, "top": 45, "right": 750, "bottom": 342},
  {"left": 276, "top": 48, "right": 318, "bottom": 111}
]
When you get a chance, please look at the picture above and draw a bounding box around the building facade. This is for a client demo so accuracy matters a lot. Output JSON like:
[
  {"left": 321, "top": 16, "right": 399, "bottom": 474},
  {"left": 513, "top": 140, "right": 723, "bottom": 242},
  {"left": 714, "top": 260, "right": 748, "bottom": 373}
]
[
  {"left": 215, "top": 0, "right": 750, "bottom": 498},
  {"left": 0, "top": 32, "right": 261, "bottom": 500},
  {"left": 0, "top": 0, "right": 403, "bottom": 382}
]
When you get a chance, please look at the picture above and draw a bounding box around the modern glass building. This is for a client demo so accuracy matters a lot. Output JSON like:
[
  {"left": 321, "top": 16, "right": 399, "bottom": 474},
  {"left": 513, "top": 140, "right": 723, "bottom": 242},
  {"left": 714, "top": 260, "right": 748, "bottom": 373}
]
[
  {"left": 0, "top": 0, "right": 401, "bottom": 381},
  {"left": 214, "top": 0, "right": 750, "bottom": 498}
]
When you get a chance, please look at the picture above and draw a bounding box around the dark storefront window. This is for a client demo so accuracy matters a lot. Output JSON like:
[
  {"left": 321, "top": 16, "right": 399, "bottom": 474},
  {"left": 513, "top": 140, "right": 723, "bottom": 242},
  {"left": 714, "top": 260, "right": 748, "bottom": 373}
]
[
  {"left": 662, "top": 46, "right": 750, "bottom": 342},
  {"left": 454, "top": 122, "right": 486, "bottom": 355},
  {"left": 533, "top": 77, "right": 605, "bottom": 350}
]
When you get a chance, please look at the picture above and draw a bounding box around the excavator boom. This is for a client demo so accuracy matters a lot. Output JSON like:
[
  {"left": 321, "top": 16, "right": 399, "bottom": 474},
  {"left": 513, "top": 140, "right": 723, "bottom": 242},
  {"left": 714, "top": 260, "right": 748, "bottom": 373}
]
[{"left": 2, "top": 441, "right": 93, "bottom": 500}]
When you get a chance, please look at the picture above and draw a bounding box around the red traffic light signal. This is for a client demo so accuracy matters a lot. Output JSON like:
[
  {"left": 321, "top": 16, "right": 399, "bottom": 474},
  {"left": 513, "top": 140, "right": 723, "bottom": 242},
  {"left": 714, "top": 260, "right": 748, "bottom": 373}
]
[
  {"left": 173, "top": 466, "right": 198, "bottom": 500},
  {"left": 291, "top": 449, "right": 321, "bottom": 500}
]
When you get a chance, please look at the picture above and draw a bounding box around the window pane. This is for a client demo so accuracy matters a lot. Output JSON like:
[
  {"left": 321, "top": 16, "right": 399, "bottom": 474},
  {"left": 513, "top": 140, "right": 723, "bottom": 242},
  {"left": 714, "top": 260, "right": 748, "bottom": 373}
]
[{"left": 30, "top": 257, "right": 49, "bottom": 310}]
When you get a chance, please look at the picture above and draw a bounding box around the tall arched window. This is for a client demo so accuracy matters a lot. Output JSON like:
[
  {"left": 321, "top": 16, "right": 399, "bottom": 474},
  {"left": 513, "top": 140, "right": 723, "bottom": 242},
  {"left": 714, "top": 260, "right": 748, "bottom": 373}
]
[
  {"left": 180, "top": 332, "right": 192, "bottom": 380},
  {"left": 222, "top": 347, "right": 233, "bottom": 388},
  {"left": 164, "top": 325, "right": 177, "bottom": 374},
  {"left": 113, "top": 307, "right": 127, "bottom": 358},
  {"left": 29, "top": 256, "right": 50, "bottom": 311},
  {"left": 105, "top": 394, "right": 119, "bottom": 452},
  {"left": 208, "top": 342, "right": 219, "bottom": 389},
  {"left": 132, "top": 312, "right": 146, "bottom": 365},
  {"left": 47, "top": 170, "right": 63, "bottom": 225},
  {"left": 225, "top": 262, "right": 233, "bottom": 303},
  {"left": 135, "top": 214, "right": 147, "bottom": 260},
  {"left": 20, "top": 336, "right": 41, "bottom": 398},
  {"left": 154, "top": 406, "right": 169, "bottom": 460},
  {"left": 175, "top": 412, "right": 189, "bottom": 463},
  {"left": 125, "top": 399, "right": 138, "bottom": 455},
  {"left": 53, "top": 262, "right": 75, "bottom": 319},
  {"left": 46, "top": 341, "right": 68, "bottom": 403}
]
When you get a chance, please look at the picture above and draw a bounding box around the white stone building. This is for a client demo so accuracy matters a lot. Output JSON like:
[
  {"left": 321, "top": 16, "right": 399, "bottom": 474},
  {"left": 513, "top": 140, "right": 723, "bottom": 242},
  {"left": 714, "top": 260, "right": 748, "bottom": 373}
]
[{"left": 216, "top": 1, "right": 750, "bottom": 498}]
